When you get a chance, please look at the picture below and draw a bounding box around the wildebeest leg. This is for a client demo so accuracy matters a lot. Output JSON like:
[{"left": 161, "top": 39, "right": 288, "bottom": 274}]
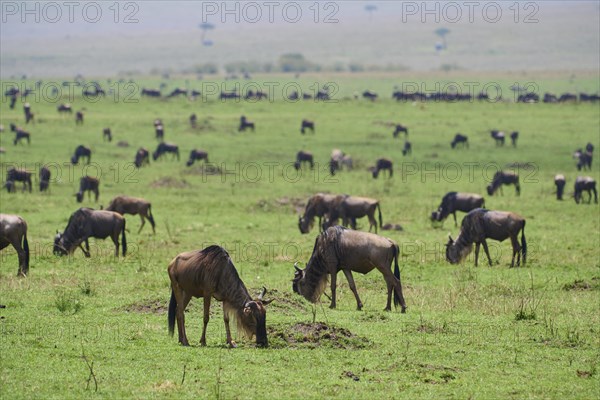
[
  {"left": 200, "top": 295, "right": 211, "bottom": 346},
  {"left": 381, "top": 268, "right": 405, "bottom": 312},
  {"left": 342, "top": 269, "right": 362, "bottom": 310},
  {"left": 79, "top": 240, "right": 91, "bottom": 258},
  {"left": 174, "top": 288, "right": 192, "bottom": 346},
  {"left": 110, "top": 233, "right": 119, "bottom": 257},
  {"left": 474, "top": 243, "right": 480, "bottom": 267},
  {"left": 329, "top": 272, "right": 337, "bottom": 309},
  {"left": 481, "top": 240, "right": 493, "bottom": 266},
  {"left": 510, "top": 235, "right": 521, "bottom": 267},
  {"left": 453, "top": 212, "right": 458, "bottom": 227},
  {"left": 8, "top": 237, "right": 26, "bottom": 277},
  {"left": 223, "top": 304, "right": 236, "bottom": 348},
  {"left": 368, "top": 213, "right": 377, "bottom": 233},
  {"left": 138, "top": 215, "right": 145, "bottom": 234},
  {"left": 94, "top": 189, "right": 99, "bottom": 202}
]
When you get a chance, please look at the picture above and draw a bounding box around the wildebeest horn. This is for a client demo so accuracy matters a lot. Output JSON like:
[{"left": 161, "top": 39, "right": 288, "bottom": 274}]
[
  {"left": 258, "top": 287, "right": 267, "bottom": 300},
  {"left": 294, "top": 262, "right": 301, "bottom": 272}
]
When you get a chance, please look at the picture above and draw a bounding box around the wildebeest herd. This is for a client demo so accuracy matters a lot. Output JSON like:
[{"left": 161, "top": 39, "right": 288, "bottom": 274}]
[{"left": 1, "top": 84, "right": 597, "bottom": 350}]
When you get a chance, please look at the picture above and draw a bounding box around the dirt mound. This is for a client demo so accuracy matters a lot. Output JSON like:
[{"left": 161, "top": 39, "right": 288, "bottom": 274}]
[
  {"left": 181, "top": 165, "right": 222, "bottom": 176},
  {"left": 122, "top": 299, "right": 168, "bottom": 314},
  {"left": 268, "top": 322, "right": 372, "bottom": 349},
  {"left": 253, "top": 197, "right": 305, "bottom": 213},
  {"left": 381, "top": 223, "right": 403, "bottom": 231},
  {"left": 150, "top": 177, "right": 191, "bottom": 188},
  {"left": 562, "top": 278, "right": 599, "bottom": 291}
]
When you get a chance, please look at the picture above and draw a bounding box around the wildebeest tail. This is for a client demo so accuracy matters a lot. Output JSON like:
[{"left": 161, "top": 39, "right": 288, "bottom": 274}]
[
  {"left": 23, "top": 233, "right": 30, "bottom": 269},
  {"left": 121, "top": 219, "right": 127, "bottom": 256},
  {"left": 168, "top": 289, "right": 176, "bottom": 336},
  {"left": 393, "top": 244, "right": 401, "bottom": 307},
  {"left": 148, "top": 204, "right": 156, "bottom": 230},
  {"left": 521, "top": 220, "right": 527, "bottom": 265},
  {"left": 377, "top": 203, "right": 383, "bottom": 228}
]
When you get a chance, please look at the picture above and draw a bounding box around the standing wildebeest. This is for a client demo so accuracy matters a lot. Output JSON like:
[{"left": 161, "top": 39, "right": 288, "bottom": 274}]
[
  {"left": 4, "top": 181, "right": 16, "bottom": 193},
  {"left": 510, "top": 131, "right": 519, "bottom": 147},
  {"left": 292, "top": 226, "right": 407, "bottom": 312},
  {"left": 167, "top": 245, "right": 272, "bottom": 347},
  {"left": 57, "top": 103, "right": 72, "bottom": 113},
  {"left": 103, "top": 128, "right": 112, "bottom": 142},
  {"left": 487, "top": 171, "right": 520, "bottom": 196},
  {"left": 54, "top": 208, "right": 126, "bottom": 257},
  {"left": 451, "top": 133, "right": 469, "bottom": 149},
  {"left": 75, "top": 111, "right": 84, "bottom": 125},
  {"left": 574, "top": 149, "right": 593, "bottom": 171},
  {"left": 300, "top": 119, "right": 315, "bottom": 134},
  {"left": 153, "top": 142, "right": 180, "bottom": 161},
  {"left": 190, "top": 113, "right": 197, "bottom": 128},
  {"left": 554, "top": 174, "right": 566, "bottom": 200},
  {"left": 39, "top": 166, "right": 51, "bottom": 192},
  {"left": 23, "top": 103, "right": 34, "bottom": 124},
  {"left": 294, "top": 150, "right": 314, "bottom": 170},
  {"left": 490, "top": 130, "right": 505, "bottom": 146},
  {"left": 574, "top": 176, "right": 598, "bottom": 204},
  {"left": 71, "top": 145, "right": 91, "bottom": 164},
  {"left": 10, "top": 124, "right": 30, "bottom": 145},
  {"left": 402, "top": 141, "right": 412, "bottom": 156},
  {"left": 430, "top": 192, "right": 485, "bottom": 227},
  {"left": 0, "top": 214, "right": 29, "bottom": 276},
  {"left": 105, "top": 195, "right": 155, "bottom": 234},
  {"left": 446, "top": 208, "right": 526, "bottom": 267},
  {"left": 75, "top": 176, "right": 99, "bottom": 203},
  {"left": 324, "top": 196, "right": 383, "bottom": 233},
  {"left": 370, "top": 158, "right": 393, "bottom": 179},
  {"left": 328, "top": 149, "right": 352, "bottom": 175},
  {"left": 362, "top": 90, "right": 378, "bottom": 101},
  {"left": 239, "top": 115, "right": 255, "bottom": 132},
  {"left": 6, "top": 168, "right": 32, "bottom": 192},
  {"left": 298, "top": 193, "right": 347, "bottom": 234},
  {"left": 134, "top": 148, "right": 150, "bottom": 168},
  {"left": 585, "top": 143, "right": 594, "bottom": 154},
  {"left": 155, "top": 124, "right": 165, "bottom": 140},
  {"left": 186, "top": 149, "right": 209, "bottom": 166},
  {"left": 393, "top": 124, "right": 409, "bottom": 138}
]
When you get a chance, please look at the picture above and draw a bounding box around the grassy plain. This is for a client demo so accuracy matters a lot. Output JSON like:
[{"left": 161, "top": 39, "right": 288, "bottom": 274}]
[{"left": 0, "top": 75, "right": 599, "bottom": 399}]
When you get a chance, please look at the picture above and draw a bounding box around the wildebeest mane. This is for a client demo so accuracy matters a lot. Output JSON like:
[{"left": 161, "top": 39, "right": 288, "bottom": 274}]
[{"left": 299, "top": 234, "right": 331, "bottom": 302}]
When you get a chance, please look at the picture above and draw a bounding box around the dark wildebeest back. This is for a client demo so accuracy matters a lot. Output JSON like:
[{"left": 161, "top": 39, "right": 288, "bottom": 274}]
[
  {"left": 153, "top": 142, "right": 180, "bottom": 161},
  {"left": 167, "top": 246, "right": 272, "bottom": 347},
  {"left": 298, "top": 193, "right": 347, "bottom": 234},
  {"left": 574, "top": 176, "right": 598, "bottom": 204},
  {"left": 294, "top": 150, "right": 314, "bottom": 170},
  {"left": 446, "top": 208, "right": 526, "bottom": 267},
  {"left": 39, "top": 166, "right": 51, "bottom": 192},
  {"left": 371, "top": 158, "right": 393, "bottom": 179},
  {"left": 71, "top": 145, "right": 91, "bottom": 165},
  {"left": 554, "top": 174, "right": 566, "bottom": 200},
  {"left": 134, "top": 148, "right": 150, "bottom": 168},
  {"left": 300, "top": 119, "right": 315, "bottom": 134},
  {"left": 431, "top": 192, "right": 485, "bottom": 226},
  {"left": 6, "top": 168, "right": 32, "bottom": 192},
  {"left": 0, "top": 214, "right": 29, "bottom": 276},
  {"left": 76, "top": 176, "right": 99, "bottom": 203},
  {"left": 54, "top": 208, "right": 126, "bottom": 257},
  {"left": 105, "top": 195, "right": 155, "bottom": 233},
  {"left": 487, "top": 171, "right": 520, "bottom": 196},
  {"left": 451, "top": 133, "right": 469, "bottom": 149},
  {"left": 292, "top": 226, "right": 407, "bottom": 312},
  {"left": 325, "top": 196, "right": 383, "bottom": 233},
  {"left": 393, "top": 124, "right": 408, "bottom": 138},
  {"left": 186, "top": 149, "right": 209, "bottom": 167}
]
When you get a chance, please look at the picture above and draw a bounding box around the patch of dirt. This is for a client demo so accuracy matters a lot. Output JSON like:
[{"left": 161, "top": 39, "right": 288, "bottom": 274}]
[
  {"left": 505, "top": 162, "right": 536, "bottom": 170},
  {"left": 381, "top": 223, "right": 403, "bottom": 231},
  {"left": 116, "top": 141, "right": 129, "bottom": 147},
  {"left": 268, "top": 322, "right": 372, "bottom": 349},
  {"left": 341, "top": 370, "right": 360, "bottom": 381},
  {"left": 253, "top": 197, "right": 305, "bottom": 213},
  {"left": 150, "top": 177, "right": 191, "bottom": 189},
  {"left": 576, "top": 370, "right": 593, "bottom": 378},
  {"left": 181, "top": 165, "right": 222, "bottom": 176},
  {"left": 562, "top": 279, "right": 598, "bottom": 291},
  {"left": 367, "top": 132, "right": 387, "bottom": 140},
  {"left": 122, "top": 299, "right": 168, "bottom": 314}
]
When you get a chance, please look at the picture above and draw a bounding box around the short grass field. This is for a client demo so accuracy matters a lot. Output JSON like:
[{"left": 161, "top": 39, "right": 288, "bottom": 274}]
[{"left": 0, "top": 74, "right": 599, "bottom": 399}]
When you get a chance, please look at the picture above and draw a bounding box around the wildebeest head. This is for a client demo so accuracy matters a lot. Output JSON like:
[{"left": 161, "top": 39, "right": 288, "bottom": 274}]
[
  {"left": 152, "top": 151, "right": 159, "bottom": 161},
  {"left": 292, "top": 263, "right": 306, "bottom": 294},
  {"left": 298, "top": 216, "right": 311, "bottom": 234},
  {"left": 75, "top": 192, "right": 84, "bottom": 203},
  {"left": 239, "top": 287, "right": 272, "bottom": 347},
  {"left": 70, "top": 155, "right": 78, "bottom": 165},
  {"left": 445, "top": 235, "right": 472, "bottom": 264},
  {"left": 486, "top": 184, "right": 494, "bottom": 196},
  {"left": 185, "top": 159, "right": 194, "bottom": 167},
  {"left": 53, "top": 232, "right": 68, "bottom": 256}
]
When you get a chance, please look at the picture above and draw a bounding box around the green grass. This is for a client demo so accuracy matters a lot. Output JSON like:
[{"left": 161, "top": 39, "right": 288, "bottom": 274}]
[{"left": 0, "top": 75, "right": 599, "bottom": 399}]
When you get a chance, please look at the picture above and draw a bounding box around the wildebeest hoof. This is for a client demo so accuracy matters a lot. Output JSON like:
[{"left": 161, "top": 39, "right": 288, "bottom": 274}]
[
  {"left": 228, "top": 341, "right": 237, "bottom": 348},
  {"left": 180, "top": 341, "right": 190, "bottom": 347},
  {"left": 329, "top": 304, "right": 336, "bottom": 309},
  {"left": 401, "top": 307, "right": 407, "bottom": 314},
  {"left": 383, "top": 307, "right": 391, "bottom": 312}
]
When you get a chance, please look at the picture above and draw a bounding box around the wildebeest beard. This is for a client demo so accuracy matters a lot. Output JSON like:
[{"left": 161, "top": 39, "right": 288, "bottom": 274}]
[{"left": 294, "top": 236, "right": 330, "bottom": 303}]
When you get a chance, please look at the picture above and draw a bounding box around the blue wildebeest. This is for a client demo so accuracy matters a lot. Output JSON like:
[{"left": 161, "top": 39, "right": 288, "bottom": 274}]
[
  {"left": 134, "top": 148, "right": 150, "bottom": 168},
  {"left": 393, "top": 124, "right": 408, "bottom": 138},
  {"left": 71, "top": 145, "right": 91, "bottom": 164},
  {"left": 186, "top": 149, "right": 209, "bottom": 167},
  {"left": 294, "top": 150, "right": 314, "bottom": 170},
  {"left": 75, "top": 110, "right": 84, "bottom": 125},
  {"left": 153, "top": 142, "right": 180, "bottom": 161},
  {"left": 0, "top": 214, "right": 29, "bottom": 276},
  {"left": 323, "top": 196, "right": 383, "bottom": 233},
  {"left": 167, "top": 245, "right": 272, "bottom": 347},
  {"left": 57, "top": 103, "right": 72, "bottom": 113},
  {"left": 487, "top": 171, "right": 520, "bottom": 196},
  {"left": 431, "top": 192, "right": 485, "bottom": 227},
  {"left": 451, "top": 133, "right": 469, "bottom": 149},
  {"left": 328, "top": 149, "right": 353, "bottom": 175},
  {"left": 446, "top": 208, "right": 526, "bottom": 268},
  {"left": 292, "top": 226, "right": 407, "bottom": 312},
  {"left": 301, "top": 119, "right": 315, "bottom": 134},
  {"left": 490, "top": 130, "right": 505, "bottom": 146},
  {"left": 239, "top": 115, "right": 255, "bottom": 132},
  {"left": 6, "top": 168, "right": 32, "bottom": 192},
  {"left": 554, "top": 174, "right": 566, "bottom": 200},
  {"left": 402, "top": 141, "right": 412, "bottom": 156},
  {"left": 10, "top": 124, "right": 30, "bottom": 145},
  {"left": 370, "top": 158, "right": 393, "bottom": 179},
  {"left": 510, "top": 131, "right": 519, "bottom": 147},
  {"left": 105, "top": 195, "right": 155, "bottom": 234},
  {"left": 54, "top": 207, "right": 127, "bottom": 258},
  {"left": 103, "top": 128, "right": 112, "bottom": 142},
  {"left": 298, "top": 193, "right": 347, "bottom": 234},
  {"left": 75, "top": 176, "right": 99, "bottom": 203},
  {"left": 39, "top": 166, "right": 51, "bottom": 192},
  {"left": 574, "top": 176, "right": 598, "bottom": 204}
]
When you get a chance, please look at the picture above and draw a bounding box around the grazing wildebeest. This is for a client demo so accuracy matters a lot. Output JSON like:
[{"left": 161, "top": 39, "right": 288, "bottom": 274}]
[
  {"left": 451, "top": 133, "right": 469, "bottom": 149},
  {"left": 54, "top": 208, "right": 126, "bottom": 257},
  {"left": 292, "top": 226, "right": 406, "bottom": 312},
  {"left": 10, "top": 124, "right": 30, "bottom": 145},
  {"left": 71, "top": 145, "right": 91, "bottom": 164},
  {"left": 329, "top": 149, "right": 353, "bottom": 175},
  {"left": 298, "top": 193, "right": 347, "bottom": 234},
  {"left": 167, "top": 88, "right": 187, "bottom": 98},
  {"left": 585, "top": 142, "right": 594, "bottom": 154},
  {"left": 134, "top": 148, "right": 150, "bottom": 168},
  {"left": 402, "top": 141, "right": 412, "bottom": 156},
  {"left": 105, "top": 195, "right": 155, "bottom": 234},
  {"left": 510, "top": 131, "right": 519, "bottom": 147},
  {"left": 362, "top": 90, "right": 378, "bottom": 101},
  {"left": 186, "top": 149, "right": 209, "bottom": 167},
  {"left": 23, "top": 103, "right": 34, "bottom": 124},
  {"left": 4, "top": 181, "right": 15, "bottom": 193},
  {"left": 239, "top": 115, "right": 255, "bottom": 132},
  {"left": 0, "top": 214, "right": 29, "bottom": 276},
  {"left": 574, "top": 149, "right": 593, "bottom": 171},
  {"left": 430, "top": 192, "right": 485, "bottom": 227},
  {"left": 39, "top": 166, "right": 51, "bottom": 192},
  {"left": 142, "top": 88, "right": 161, "bottom": 97},
  {"left": 487, "top": 171, "right": 520, "bottom": 196},
  {"left": 57, "top": 103, "right": 72, "bottom": 113},
  {"left": 167, "top": 245, "right": 272, "bottom": 347},
  {"left": 6, "top": 168, "right": 32, "bottom": 192},
  {"left": 393, "top": 124, "right": 408, "bottom": 138},
  {"left": 190, "top": 113, "right": 197, "bottom": 128},
  {"left": 554, "top": 174, "right": 566, "bottom": 200},
  {"left": 75, "top": 111, "right": 84, "bottom": 125},
  {"left": 300, "top": 119, "right": 315, "bottom": 134},
  {"left": 491, "top": 130, "right": 505, "bottom": 146},
  {"left": 103, "top": 128, "right": 112, "bottom": 142},
  {"left": 446, "top": 208, "right": 526, "bottom": 267},
  {"left": 324, "top": 196, "right": 383, "bottom": 233},
  {"left": 294, "top": 150, "right": 314, "bottom": 170},
  {"left": 153, "top": 142, "right": 180, "bottom": 161},
  {"left": 220, "top": 91, "right": 241, "bottom": 100},
  {"left": 574, "top": 176, "right": 598, "bottom": 204},
  {"left": 370, "top": 158, "right": 393, "bottom": 179},
  {"left": 75, "top": 176, "right": 99, "bottom": 203},
  {"left": 155, "top": 124, "right": 165, "bottom": 140}
]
